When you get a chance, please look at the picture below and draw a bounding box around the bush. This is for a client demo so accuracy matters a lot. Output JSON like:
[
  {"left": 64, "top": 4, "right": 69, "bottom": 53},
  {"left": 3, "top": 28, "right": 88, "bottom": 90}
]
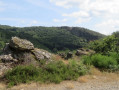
[
  {"left": 5, "top": 60, "right": 87, "bottom": 87},
  {"left": 5, "top": 65, "right": 40, "bottom": 87},
  {"left": 82, "top": 54, "right": 118, "bottom": 69},
  {"left": 89, "top": 35, "right": 119, "bottom": 54},
  {"left": 108, "top": 52, "right": 119, "bottom": 64},
  {"left": 38, "top": 60, "right": 87, "bottom": 83},
  {"left": 108, "top": 65, "right": 119, "bottom": 72}
]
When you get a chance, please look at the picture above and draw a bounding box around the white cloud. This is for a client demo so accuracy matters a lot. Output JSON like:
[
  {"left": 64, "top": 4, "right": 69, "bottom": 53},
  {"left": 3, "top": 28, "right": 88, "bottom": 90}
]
[
  {"left": 50, "top": 0, "right": 89, "bottom": 9},
  {"left": 26, "top": 0, "right": 45, "bottom": 6},
  {"left": 0, "top": 17, "right": 40, "bottom": 26},
  {"left": 53, "top": 18, "right": 67, "bottom": 22},
  {"left": 0, "top": 18, "right": 22, "bottom": 21},
  {"left": 95, "top": 19, "right": 119, "bottom": 35},
  {"left": 0, "top": 1, "right": 24, "bottom": 12},
  {"left": 0, "top": 1, "right": 6, "bottom": 12},
  {"left": 62, "top": 11, "right": 90, "bottom": 18},
  {"left": 75, "top": 17, "right": 92, "bottom": 24},
  {"left": 50, "top": 0, "right": 119, "bottom": 34}
]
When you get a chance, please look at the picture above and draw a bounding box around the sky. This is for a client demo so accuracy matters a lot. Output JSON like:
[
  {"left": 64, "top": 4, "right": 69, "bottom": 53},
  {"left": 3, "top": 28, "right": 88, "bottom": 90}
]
[{"left": 0, "top": 0, "right": 119, "bottom": 35}]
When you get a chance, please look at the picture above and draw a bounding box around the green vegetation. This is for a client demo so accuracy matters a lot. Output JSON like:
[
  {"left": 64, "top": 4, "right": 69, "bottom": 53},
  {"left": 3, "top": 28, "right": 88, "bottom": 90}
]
[
  {"left": 82, "top": 54, "right": 118, "bottom": 69},
  {"left": 0, "top": 25, "right": 105, "bottom": 52},
  {"left": 89, "top": 34, "right": 119, "bottom": 54},
  {"left": 83, "top": 31, "right": 119, "bottom": 70},
  {"left": 2, "top": 25, "right": 119, "bottom": 88},
  {"left": 5, "top": 60, "right": 87, "bottom": 87}
]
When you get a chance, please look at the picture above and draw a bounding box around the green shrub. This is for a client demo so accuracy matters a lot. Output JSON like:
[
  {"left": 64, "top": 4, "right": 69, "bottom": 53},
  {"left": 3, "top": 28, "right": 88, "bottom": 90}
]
[
  {"left": 5, "top": 61, "right": 87, "bottom": 87},
  {"left": 5, "top": 65, "right": 40, "bottom": 87},
  {"left": 82, "top": 54, "right": 118, "bottom": 69},
  {"left": 108, "top": 65, "right": 119, "bottom": 72},
  {"left": 89, "top": 35, "right": 119, "bottom": 54},
  {"left": 108, "top": 52, "right": 119, "bottom": 63},
  {"left": 38, "top": 60, "right": 87, "bottom": 83}
]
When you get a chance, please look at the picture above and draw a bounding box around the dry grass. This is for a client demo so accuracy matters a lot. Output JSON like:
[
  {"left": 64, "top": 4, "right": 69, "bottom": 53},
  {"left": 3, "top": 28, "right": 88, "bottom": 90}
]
[
  {"left": 78, "top": 76, "right": 88, "bottom": 83},
  {"left": 0, "top": 83, "right": 6, "bottom": 90},
  {"left": 90, "top": 67, "right": 102, "bottom": 76},
  {"left": 66, "top": 83, "right": 74, "bottom": 89},
  {"left": 51, "top": 54, "right": 69, "bottom": 64}
]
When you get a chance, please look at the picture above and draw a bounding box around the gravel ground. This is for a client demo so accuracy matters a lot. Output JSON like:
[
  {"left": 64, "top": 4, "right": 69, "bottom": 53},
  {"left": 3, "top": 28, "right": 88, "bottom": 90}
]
[
  {"left": 0, "top": 74, "right": 119, "bottom": 90},
  {"left": 5, "top": 80, "right": 119, "bottom": 90}
]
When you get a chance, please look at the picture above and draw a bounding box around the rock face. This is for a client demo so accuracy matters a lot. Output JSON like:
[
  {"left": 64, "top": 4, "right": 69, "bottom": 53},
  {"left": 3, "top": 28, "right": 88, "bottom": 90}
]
[
  {"left": 9, "top": 37, "right": 34, "bottom": 50},
  {"left": 0, "top": 37, "right": 52, "bottom": 76},
  {"left": 32, "top": 48, "right": 51, "bottom": 61},
  {"left": 0, "top": 63, "right": 12, "bottom": 76},
  {"left": 75, "top": 48, "right": 95, "bottom": 56}
]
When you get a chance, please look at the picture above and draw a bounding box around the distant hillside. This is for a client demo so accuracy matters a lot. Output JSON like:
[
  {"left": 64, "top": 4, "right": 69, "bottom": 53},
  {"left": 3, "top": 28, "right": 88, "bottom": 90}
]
[{"left": 0, "top": 25, "right": 105, "bottom": 52}]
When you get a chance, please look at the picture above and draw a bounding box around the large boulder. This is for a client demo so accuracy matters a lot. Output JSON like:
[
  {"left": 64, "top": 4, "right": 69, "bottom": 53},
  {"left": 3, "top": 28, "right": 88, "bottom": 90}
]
[
  {"left": 32, "top": 48, "right": 51, "bottom": 61},
  {"left": 9, "top": 37, "right": 34, "bottom": 50}
]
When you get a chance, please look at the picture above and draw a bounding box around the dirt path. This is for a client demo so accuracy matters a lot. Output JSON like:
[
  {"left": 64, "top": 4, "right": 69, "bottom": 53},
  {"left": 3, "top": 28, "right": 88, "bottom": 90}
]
[{"left": 0, "top": 72, "right": 119, "bottom": 90}]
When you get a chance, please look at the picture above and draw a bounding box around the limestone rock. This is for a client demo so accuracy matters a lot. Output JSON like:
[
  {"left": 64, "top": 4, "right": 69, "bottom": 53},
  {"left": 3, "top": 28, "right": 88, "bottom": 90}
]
[
  {"left": 32, "top": 48, "right": 51, "bottom": 61},
  {"left": 9, "top": 37, "right": 34, "bottom": 50},
  {"left": 0, "top": 63, "right": 12, "bottom": 76},
  {"left": 0, "top": 54, "right": 16, "bottom": 63},
  {"left": 76, "top": 50, "right": 89, "bottom": 56}
]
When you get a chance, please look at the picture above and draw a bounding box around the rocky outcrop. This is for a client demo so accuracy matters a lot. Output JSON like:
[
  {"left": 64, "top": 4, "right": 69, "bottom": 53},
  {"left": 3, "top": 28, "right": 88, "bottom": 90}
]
[
  {"left": 75, "top": 48, "right": 95, "bottom": 56},
  {"left": 9, "top": 37, "right": 34, "bottom": 51},
  {"left": 0, "top": 54, "right": 18, "bottom": 63},
  {"left": 0, "top": 37, "right": 52, "bottom": 76},
  {"left": 59, "top": 52, "right": 73, "bottom": 60},
  {"left": 32, "top": 48, "right": 51, "bottom": 61}
]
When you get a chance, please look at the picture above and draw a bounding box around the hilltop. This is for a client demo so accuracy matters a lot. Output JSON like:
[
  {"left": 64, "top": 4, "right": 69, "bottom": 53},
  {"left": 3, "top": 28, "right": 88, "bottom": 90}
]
[{"left": 0, "top": 25, "right": 105, "bottom": 52}]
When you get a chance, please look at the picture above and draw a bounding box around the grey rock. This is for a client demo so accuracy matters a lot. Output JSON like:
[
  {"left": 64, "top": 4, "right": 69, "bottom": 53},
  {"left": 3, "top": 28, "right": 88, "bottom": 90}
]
[
  {"left": 76, "top": 50, "right": 88, "bottom": 56},
  {"left": 2, "top": 43, "right": 12, "bottom": 55},
  {"left": 0, "top": 37, "right": 52, "bottom": 75},
  {"left": 9, "top": 37, "right": 34, "bottom": 50},
  {"left": 0, "top": 54, "right": 14, "bottom": 63},
  {"left": 76, "top": 48, "right": 95, "bottom": 56},
  {"left": 32, "top": 48, "right": 51, "bottom": 61},
  {"left": 0, "top": 63, "right": 12, "bottom": 76},
  {"left": 59, "top": 53, "right": 66, "bottom": 58},
  {"left": 66, "top": 52, "right": 73, "bottom": 59}
]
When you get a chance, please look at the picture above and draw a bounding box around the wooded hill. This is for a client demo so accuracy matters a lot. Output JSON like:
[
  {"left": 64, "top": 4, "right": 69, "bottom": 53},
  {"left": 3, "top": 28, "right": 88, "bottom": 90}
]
[{"left": 0, "top": 25, "right": 105, "bottom": 52}]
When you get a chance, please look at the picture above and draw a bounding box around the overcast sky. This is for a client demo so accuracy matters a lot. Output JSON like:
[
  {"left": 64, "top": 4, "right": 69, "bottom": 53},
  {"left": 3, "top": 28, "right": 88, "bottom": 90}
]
[{"left": 0, "top": 0, "right": 119, "bottom": 35}]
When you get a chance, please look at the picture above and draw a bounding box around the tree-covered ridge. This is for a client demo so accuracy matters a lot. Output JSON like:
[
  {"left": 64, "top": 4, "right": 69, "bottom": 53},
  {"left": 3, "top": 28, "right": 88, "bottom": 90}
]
[
  {"left": 58, "top": 26, "right": 105, "bottom": 41},
  {"left": 0, "top": 25, "right": 105, "bottom": 52}
]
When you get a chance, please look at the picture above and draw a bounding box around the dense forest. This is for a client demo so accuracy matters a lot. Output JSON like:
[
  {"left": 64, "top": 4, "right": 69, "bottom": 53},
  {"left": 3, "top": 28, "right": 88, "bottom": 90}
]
[{"left": 0, "top": 25, "right": 105, "bottom": 52}]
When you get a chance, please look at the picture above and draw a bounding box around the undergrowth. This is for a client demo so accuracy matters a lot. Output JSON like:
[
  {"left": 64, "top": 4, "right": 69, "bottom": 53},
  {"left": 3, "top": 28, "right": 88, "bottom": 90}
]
[
  {"left": 4, "top": 60, "right": 88, "bottom": 87},
  {"left": 82, "top": 53, "right": 119, "bottom": 70}
]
